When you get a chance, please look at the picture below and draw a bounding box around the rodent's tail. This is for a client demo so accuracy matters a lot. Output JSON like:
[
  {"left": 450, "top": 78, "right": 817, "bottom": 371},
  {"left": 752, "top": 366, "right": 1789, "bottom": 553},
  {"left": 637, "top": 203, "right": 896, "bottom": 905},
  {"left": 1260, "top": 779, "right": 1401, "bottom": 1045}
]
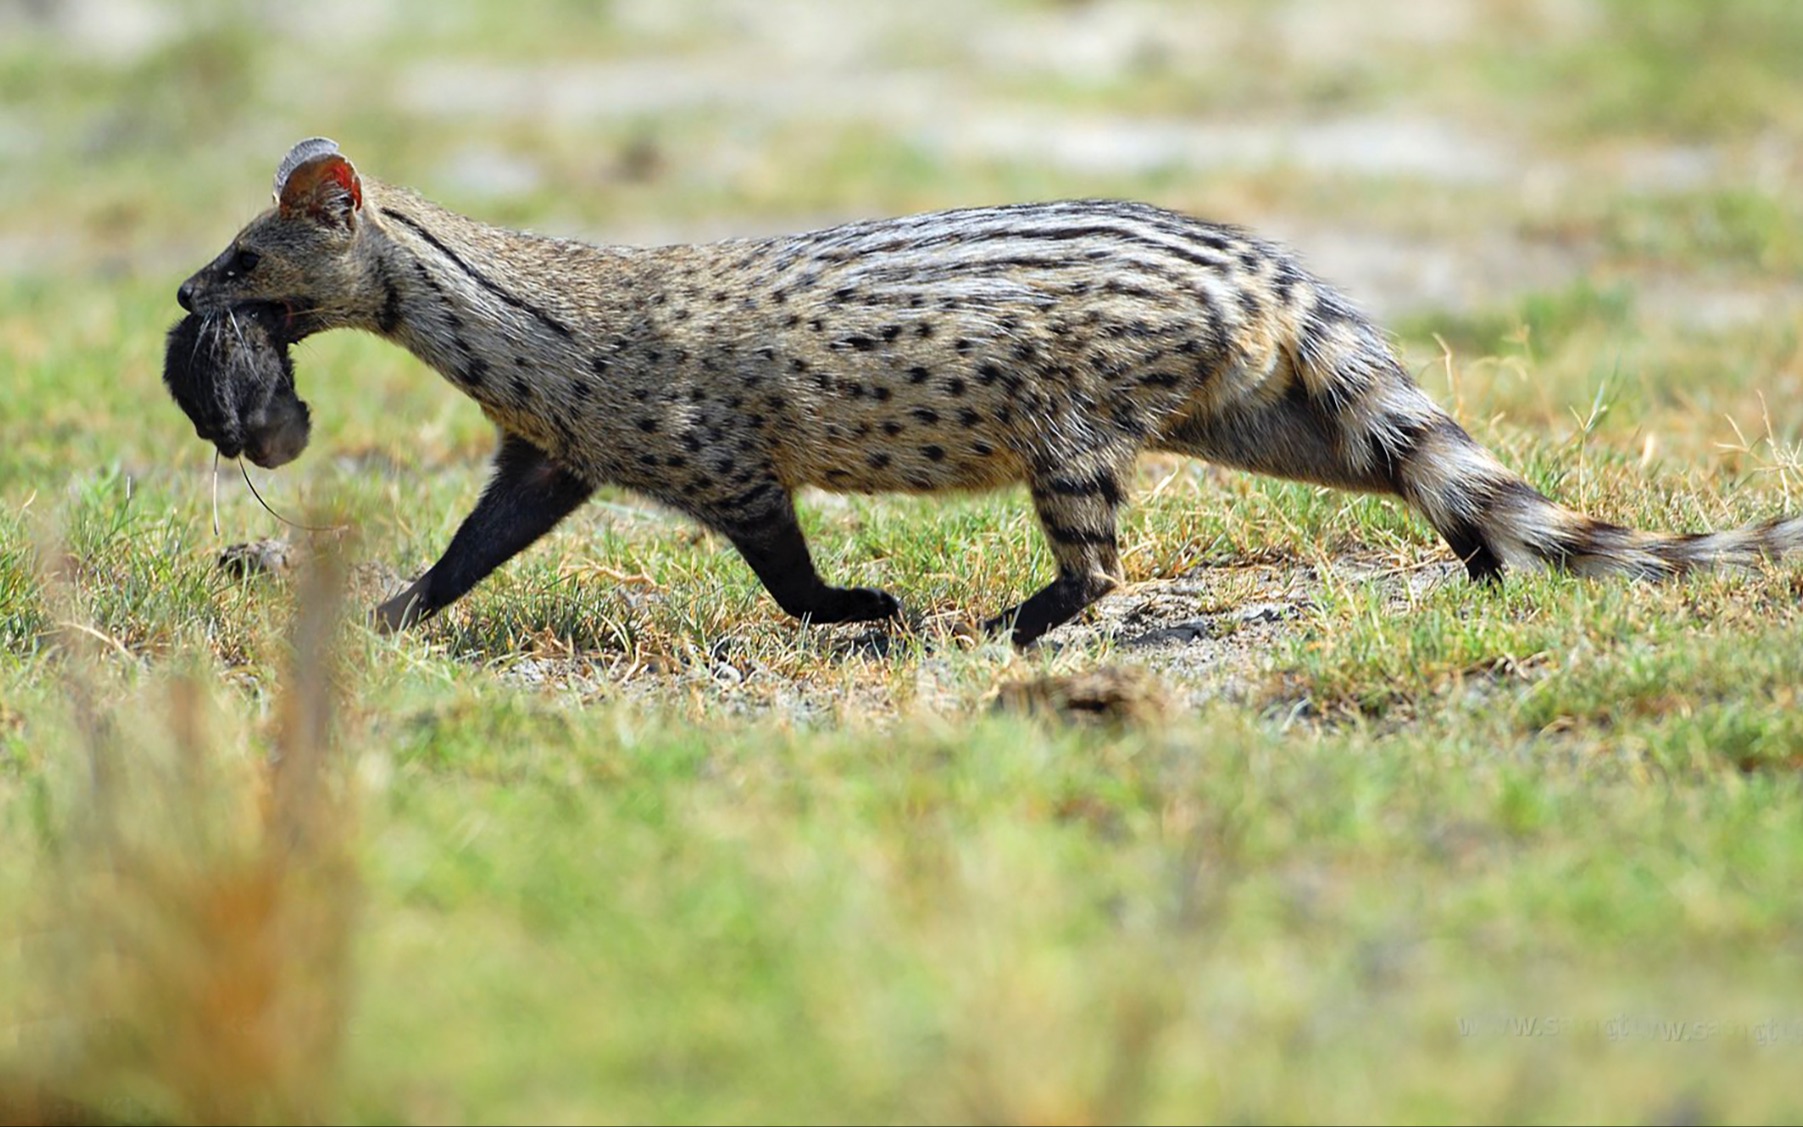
[{"left": 1390, "top": 406, "right": 1803, "bottom": 581}]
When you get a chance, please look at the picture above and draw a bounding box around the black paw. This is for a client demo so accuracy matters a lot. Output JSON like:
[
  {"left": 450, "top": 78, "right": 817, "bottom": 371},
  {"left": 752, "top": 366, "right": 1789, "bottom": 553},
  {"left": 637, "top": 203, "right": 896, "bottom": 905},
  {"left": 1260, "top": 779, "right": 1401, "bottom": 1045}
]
[
  {"left": 372, "top": 587, "right": 430, "bottom": 633},
  {"left": 809, "top": 586, "right": 902, "bottom": 625},
  {"left": 983, "top": 604, "right": 1055, "bottom": 647}
]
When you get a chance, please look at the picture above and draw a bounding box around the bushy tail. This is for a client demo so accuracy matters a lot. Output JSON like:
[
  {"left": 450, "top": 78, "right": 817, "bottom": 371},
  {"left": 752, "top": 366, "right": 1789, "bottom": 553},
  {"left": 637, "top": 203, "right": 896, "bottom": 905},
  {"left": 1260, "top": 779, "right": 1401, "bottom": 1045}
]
[{"left": 1390, "top": 403, "right": 1803, "bottom": 582}]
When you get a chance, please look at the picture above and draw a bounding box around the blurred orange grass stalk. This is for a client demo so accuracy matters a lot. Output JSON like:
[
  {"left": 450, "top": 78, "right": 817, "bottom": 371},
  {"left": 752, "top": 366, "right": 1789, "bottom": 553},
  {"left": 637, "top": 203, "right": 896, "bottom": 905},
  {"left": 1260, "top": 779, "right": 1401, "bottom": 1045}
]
[{"left": 4, "top": 539, "right": 360, "bottom": 1126}]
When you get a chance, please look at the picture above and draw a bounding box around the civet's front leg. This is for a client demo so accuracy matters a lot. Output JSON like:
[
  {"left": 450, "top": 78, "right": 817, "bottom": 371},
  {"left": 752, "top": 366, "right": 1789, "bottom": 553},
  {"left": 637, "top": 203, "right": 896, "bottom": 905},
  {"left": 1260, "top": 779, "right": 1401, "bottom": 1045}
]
[{"left": 375, "top": 434, "right": 593, "bottom": 631}]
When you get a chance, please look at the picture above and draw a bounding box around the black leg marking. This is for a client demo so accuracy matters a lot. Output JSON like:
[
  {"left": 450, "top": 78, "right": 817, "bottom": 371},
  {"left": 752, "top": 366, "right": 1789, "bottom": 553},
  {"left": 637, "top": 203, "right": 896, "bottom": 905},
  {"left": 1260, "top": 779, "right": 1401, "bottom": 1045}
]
[
  {"left": 710, "top": 491, "right": 901, "bottom": 625},
  {"left": 376, "top": 434, "right": 593, "bottom": 630},
  {"left": 985, "top": 568, "right": 1118, "bottom": 646},
  {"left": 985, "top": 464, "right": 1127, "bottom": 645}
]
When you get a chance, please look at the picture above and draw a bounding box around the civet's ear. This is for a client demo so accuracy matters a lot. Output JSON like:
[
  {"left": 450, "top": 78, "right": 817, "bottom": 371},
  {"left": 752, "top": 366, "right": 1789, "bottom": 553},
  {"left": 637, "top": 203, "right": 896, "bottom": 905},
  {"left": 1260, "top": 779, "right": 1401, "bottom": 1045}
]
[{"left": 274, "top": 137, "right": 363, "bottom": 229}]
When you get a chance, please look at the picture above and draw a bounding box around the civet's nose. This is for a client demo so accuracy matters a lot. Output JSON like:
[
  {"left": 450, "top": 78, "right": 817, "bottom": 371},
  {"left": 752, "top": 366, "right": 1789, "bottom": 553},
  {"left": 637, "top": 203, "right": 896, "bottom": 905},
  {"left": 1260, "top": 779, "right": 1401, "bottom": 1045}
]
[{"left": 177, "top": 279, "right": 195, "bottom": 312}]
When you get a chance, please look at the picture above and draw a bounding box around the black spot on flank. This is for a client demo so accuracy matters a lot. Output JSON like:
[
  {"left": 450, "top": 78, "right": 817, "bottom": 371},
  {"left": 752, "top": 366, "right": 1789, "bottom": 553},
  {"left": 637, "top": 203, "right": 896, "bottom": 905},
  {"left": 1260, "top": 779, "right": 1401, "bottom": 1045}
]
[
  {"left": 832, "top": 285, "right": 857, "bottom": 302},
  {"left": 646, "top": 348, "right": 663, "bottom": 363},
  {"left": 573, "top": 381, "right": 593, "bottom": 399},
  {"left": 915, "top": 322, "right": 934, "bottom": 338},
  {"left": 765, "top": 394, "right": 788, "bottom": 412},
  {"left": 844, "top": 382, "right": 866, "bottom": 399},
  {"left": 907, "top": 476, "right": 935, "bottom": 490},
  {"left": 958, "top": 408, "right": 982, "bottom": 428},
  {"left": 881, "top": 324, "right": 902, "bottom": 342},
  {"left": 784, "top": 313, "right": 802, "bottom": 328},
  {"left": 954, "top": 338, "right": 974, "bottom": 354},
  {"left": 908, "top": 294, "right": 925, "bottom": 308},
  {"left": 972, "top": 441, "right": 994, "bottom": 456},
  {"left": 977, "top": 362, "right": 1004, "bottom": 385},
  {"left": 868, "top": 451, "right": 890, "bottom": 469},
  {"left": 638, "top": 452, "right": 659, "bottom": 467},
  {"left": 922, "top": 445, "right": 945, "bottom": 462},
  {"left": 1139, "top": 371, "right": 1183, "bottom": 388},
  {"left": 907, "top": 366, "right": 930, "bottom": 384},
  {"left": 912, "top": 408, "right": 940, "bottom": 425},
  {"left": 789, "top": 357, "right": 809, "bottom": 373},
  {"left": 631, "top": 387, "right": 650, "bottom": 401},
  {"left": 841, "top": 335, "right": 877, "bottom": 352},
  {"left": 1011, "top": 341, "right": 1036, "bottom": 362},
  {"left": 591, "top": 355, "right": 611, "bottom": 375},
  {"left": 946, "top": 377, "right": 967, "bottom": 397},
  {"left": 712, "top": 457, "right": 737, "bottom": 476},
  {"left": 882, "top": 421, "right": 904, "bottom": 437},
  {"left": 637, "top": 418, "right": 659, "bottom": 433},
  {"left": 1237, "top": 289, "right": 1263, "bottom": 320},
  {"left": 682, "top": 432, "right": 704, "bottom": 452},
  {"left": 873, "top": 386, "right": 892, "bottom": 402},
  {"left": 511, "top": 375, "right": 533, "bottom": 399},
  {"left": 514, "top": 355, "right": 529, "bottom": 367},
  {"left": 666, "top": 454, "right": 687, "bottom": 468},
  {"left": 1238, "top": 248, "right": 1262, "bottom": 273},
  {"left": 464, "top": 358, "right": 488, "bottom": 386}
]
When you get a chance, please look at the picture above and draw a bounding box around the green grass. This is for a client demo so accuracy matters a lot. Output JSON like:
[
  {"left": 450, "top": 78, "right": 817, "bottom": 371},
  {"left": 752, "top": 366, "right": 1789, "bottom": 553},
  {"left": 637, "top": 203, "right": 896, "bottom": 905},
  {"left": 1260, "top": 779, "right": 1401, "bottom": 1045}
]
[{"left": 5, "top": 1, "right": 1803, "bottom": 1122}]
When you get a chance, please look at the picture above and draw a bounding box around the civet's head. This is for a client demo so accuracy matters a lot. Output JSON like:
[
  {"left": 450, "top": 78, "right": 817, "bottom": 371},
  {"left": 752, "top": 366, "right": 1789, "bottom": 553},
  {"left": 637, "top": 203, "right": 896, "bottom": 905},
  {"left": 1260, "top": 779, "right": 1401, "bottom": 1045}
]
[
  {"left": 165, "top": 138, "right": 380, "bottom": 468},
  {"left": 175, "top": 137, "right": 374, "bottom": 338}
]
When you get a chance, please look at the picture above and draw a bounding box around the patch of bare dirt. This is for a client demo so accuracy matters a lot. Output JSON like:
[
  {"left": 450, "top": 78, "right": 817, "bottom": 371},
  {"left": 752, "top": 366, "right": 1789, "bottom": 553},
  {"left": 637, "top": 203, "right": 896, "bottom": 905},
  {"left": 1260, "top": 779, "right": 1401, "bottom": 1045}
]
[{"left": 464, "top": 552, "right": 1465, "bottom": 722}]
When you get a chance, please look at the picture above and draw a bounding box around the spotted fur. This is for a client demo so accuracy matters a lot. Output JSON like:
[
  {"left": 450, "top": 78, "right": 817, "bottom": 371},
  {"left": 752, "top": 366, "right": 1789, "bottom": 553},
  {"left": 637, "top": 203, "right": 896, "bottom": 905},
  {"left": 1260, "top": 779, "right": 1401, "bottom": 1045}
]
[{"left": 171, "top": 138, "right": 1803, "bottom": 643}]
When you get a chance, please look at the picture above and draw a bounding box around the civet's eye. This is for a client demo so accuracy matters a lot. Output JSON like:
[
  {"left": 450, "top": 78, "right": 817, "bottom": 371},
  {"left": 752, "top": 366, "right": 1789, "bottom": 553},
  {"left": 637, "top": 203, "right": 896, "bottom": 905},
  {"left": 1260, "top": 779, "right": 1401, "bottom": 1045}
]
[{"left": 225, "top": 248, "right": 261, "bottom": 277}]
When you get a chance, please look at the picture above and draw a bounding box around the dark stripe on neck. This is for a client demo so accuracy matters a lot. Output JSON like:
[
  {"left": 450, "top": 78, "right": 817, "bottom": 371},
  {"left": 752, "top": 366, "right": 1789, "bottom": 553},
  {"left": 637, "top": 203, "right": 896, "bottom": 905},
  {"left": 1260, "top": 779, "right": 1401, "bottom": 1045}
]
[
  {"left": 381, "top": 207, "right": 575, "bottom": 340},
  {"left": 374, "top": 255, "right": 403, "bottom": 334}
]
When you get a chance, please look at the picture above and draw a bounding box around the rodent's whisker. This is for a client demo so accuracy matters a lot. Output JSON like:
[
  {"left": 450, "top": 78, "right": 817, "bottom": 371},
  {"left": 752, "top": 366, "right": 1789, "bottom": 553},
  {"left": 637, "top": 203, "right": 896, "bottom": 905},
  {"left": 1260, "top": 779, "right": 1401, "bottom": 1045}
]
[{"left": 238, "top": 459, "right": 345, "bottom": 534}]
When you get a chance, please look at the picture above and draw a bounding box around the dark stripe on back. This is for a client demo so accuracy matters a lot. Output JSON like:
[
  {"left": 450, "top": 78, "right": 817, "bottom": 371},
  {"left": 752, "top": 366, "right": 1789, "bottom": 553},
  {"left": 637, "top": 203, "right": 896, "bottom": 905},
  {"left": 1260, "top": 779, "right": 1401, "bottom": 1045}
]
[{"left": 382, "top": 208, "right": 576, "bottom": 339}]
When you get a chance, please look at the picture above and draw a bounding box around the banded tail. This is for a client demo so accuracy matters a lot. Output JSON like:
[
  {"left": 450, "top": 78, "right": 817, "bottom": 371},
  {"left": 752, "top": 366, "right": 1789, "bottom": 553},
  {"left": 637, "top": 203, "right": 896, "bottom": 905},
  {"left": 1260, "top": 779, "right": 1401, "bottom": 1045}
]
[
  {"left": 1393, "top": 412, "right": 1803, "bottom": 582},
  {"left": 1159, "top": 269, "right": 1802, "bottom": 586}
]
